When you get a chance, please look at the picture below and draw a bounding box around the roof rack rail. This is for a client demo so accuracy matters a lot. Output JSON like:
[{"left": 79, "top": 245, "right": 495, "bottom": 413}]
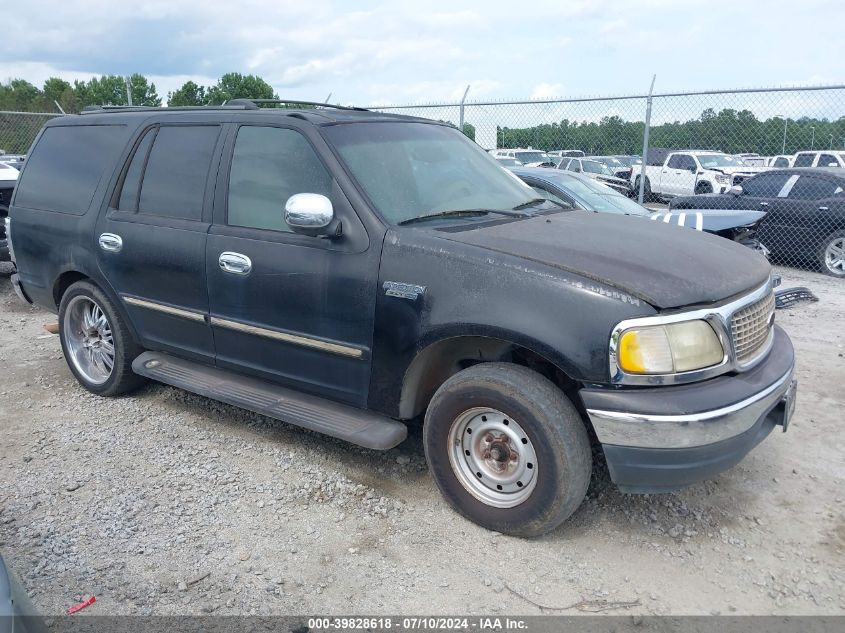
[
  {"left": 225, "top": 98, "right": 369, "bottom": 111},
  {"left": 79, "top": 104, "right": 260, "bottom": 114}
]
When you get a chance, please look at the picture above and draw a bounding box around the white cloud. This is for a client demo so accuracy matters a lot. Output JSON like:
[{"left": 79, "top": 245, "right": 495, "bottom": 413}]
[{"left": 530, "top": 83, "right": 564, "bottom": 100}]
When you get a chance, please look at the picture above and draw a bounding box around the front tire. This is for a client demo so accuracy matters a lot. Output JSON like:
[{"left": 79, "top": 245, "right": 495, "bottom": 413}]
[
  {"left": 819, "top": 230, "right": 845, "bottom": 277},
  {"left": 695, "top": 181, "right": 713, "bottom": 195},
  {"left": 58, "top": 280, "right": 146, "bottom": 396},
  {"left": 423, "top": 363, "right": 592, "bottom": 537}
]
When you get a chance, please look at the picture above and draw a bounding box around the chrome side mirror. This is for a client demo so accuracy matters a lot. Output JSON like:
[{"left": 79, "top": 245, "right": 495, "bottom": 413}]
[
  {"left": 728, "top": 185, "right": 743, "bottom": 196},
  {"left": 284, "top": 193, "right": 338, "bottom": 237}
]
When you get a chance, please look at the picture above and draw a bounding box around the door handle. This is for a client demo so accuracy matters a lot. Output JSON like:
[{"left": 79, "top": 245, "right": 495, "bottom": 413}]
[
  {"left": 759, "top": 202, "right": 769, "bottom": 207},
  {"left": 98, "top": 233, "right": 123, "bottom": 253},
  {"left": 218, "top": 252, "right": 252, "bottom": 275}
]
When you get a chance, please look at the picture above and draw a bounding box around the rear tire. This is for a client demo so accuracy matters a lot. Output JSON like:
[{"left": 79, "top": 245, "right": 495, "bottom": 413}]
[
  {"left": 423, "top": 363, "right": 592, "bottom": 537},
  {"left": 58, "top": 280, "right": 146, "bottom": 396},
  {"left": 819, "top": 230, "right": 845, "bottom": 277}
]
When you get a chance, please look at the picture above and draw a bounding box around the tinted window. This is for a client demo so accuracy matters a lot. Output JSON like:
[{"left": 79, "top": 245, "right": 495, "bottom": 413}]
[
  {"left": 667, "top": 154, "right": 683, "bottom": 169},
  {"left": 793, "top": 153, "right": 814, "bottom": 168},
  {"left": 787, "top": 176, "right": 839, "bottom": 201},
  {"left": 117, "top": 128, "right": 155, "bottom": 211},
  {"left": 818, "top": 153, "right": 839, "bottom": 167},
  {"left": 14, "top": 125, "right": 126, "bottom": 215},
  {"left": 741, "top": 173, "right": 792, "bottom": 198},
  {"left": 138, "top": 125, "right": 220, "bottom": 220},
  {"left": 772, "top": 157, "right": 790, "bottom": 168},
  {"left": 567, "top": 160, "right": 581, "bottom": 172},
  {"left": 527, "top": 183, "right": 571, "bottom": 207},
  {"left": 227, "top": 126, "right": 332, "bottom": 232}
]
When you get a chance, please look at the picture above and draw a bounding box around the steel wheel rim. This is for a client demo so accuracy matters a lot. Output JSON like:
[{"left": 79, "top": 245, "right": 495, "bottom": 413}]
[
  {"left": 63, "top": 296, "right": 115, "bottom": 385},
  {"left": 824, "top": 237, "right": 845, "bottom": 274},
  {"left": 447, "top": 407, "right": 538, "bottom": 508}
]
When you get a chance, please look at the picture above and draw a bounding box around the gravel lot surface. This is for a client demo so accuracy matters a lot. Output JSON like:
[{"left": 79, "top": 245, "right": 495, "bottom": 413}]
[{"left": 0, "top": 264, "right": 842, "bottom": 616}]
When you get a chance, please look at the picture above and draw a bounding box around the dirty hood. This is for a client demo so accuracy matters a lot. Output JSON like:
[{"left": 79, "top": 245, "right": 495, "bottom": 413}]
[{"left": 435, "top": 211, "right": 771, "bottom": 309}]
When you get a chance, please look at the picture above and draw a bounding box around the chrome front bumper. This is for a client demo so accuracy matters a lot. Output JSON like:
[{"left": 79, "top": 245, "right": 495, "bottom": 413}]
[{"left": 581, "top": 325, "right": 795, "bottom": 450}]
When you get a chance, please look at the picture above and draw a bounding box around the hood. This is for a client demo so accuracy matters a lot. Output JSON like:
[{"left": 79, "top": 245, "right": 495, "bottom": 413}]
[
  {"left": 649, "top": 209, "right": 766, "bottom": 232},
  {"left": 433, "top": 211, "right": 770, "bottom": 309},
  {"left": 711, "top": 166, "right": 768, "bottom": 175}
]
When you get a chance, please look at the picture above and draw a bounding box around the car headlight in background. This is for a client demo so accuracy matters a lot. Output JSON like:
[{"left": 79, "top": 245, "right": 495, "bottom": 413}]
[
  {"left": 616, "top": 320, "right": 724, "bottom": 374},
  {"left": 714, "top": 174, "right": 730, "bottom": 184}
]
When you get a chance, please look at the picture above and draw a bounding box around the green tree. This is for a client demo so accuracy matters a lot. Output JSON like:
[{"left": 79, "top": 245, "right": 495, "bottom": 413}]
[
  {"left": 127, "top": 73, "right": 161, "bottom": 106},
  {"left": 167, "top": 80, "right": 207, "bottom": 106},
  {"left": 461, "top": 122, "right": 476, "bottom": 141},
  {"left": 84, "top": 75, "right": 129, "bottom": 106},
  {"left": 0, "top": 79, "right": 41, "bottom": 111},
  {"left": 206, "top": 73, "right": 277, "bottom": 105}
]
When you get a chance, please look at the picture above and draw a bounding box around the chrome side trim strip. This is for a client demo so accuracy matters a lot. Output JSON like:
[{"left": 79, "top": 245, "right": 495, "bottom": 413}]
[
  {"left": 209, "top": 317, "right": 363, "bottom": 359},
  {"left": 123, "top": 296, "right": 206, "bottom": 323}
]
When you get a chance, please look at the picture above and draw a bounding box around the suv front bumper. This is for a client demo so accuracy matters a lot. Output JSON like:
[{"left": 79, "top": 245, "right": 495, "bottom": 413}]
[{"left": 580, "top": 325, "right": 795, "bottom": 493}]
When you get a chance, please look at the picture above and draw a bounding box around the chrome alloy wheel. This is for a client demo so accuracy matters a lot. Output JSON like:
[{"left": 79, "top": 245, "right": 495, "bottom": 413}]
[
  {"left": 63, "top": 295, "right": 115, "bottom": 385},
  {"left": 824, "top": 236, "right": 845, "bottom": 275},
  {"left": 447, "top": 407, "right": 538, "bottom": 508}
]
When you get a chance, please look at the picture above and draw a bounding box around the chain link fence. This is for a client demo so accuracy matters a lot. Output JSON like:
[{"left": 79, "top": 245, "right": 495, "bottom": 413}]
[
  {"left": 1, "top": 86, "right": 844, "bottom": 276},
  {"left": 374, "top": 85, "right": 845, "bottom": 277}
]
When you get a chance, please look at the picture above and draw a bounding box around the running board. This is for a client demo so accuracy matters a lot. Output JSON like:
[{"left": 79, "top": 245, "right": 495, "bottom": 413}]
[{"left": 131, "top": 352, "right": 407, "bottom": 450}]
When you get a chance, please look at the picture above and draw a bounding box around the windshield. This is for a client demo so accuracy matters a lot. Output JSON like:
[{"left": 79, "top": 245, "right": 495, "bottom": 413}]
[
  {"left": 696, "top": 154, "right": 745, "bottom": 168},
  {"left": 550, "top": 175, "right": 650, "bottom": 216},
  {"left": 323, "top": 122, "right": 542, "bottom": 224},
  {"left": 597, "top": 157, "right": 624, "bottom": 168},
  {"left": 582, "top": 160, "right": 613, "bottom": 175},
  {"left": 514, "top": 151, "right": 550, "bottom": 164}
]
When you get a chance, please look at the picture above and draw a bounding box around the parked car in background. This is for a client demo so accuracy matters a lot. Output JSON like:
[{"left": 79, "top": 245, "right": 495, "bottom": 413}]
[
  {"left": 792, "top": 151, "right": 845, "bottom": 168},
  {"left": 737, "top": 155, "right": 769, "bottom": 167},
  {"left": 588, "top": 156, "right": 632, "bottom": 180},
  {"left": 768, "top": 155, "right": 793, "bottom": 168},
  {"left": 669, "top": 168, "right": 845, "bottom": 277},
  {"left": 0, "top": 154, "right": 25, "bottom": 171},
  {"left": 0, "top": 164, "right": 19, "bottom": 261},
  {"left": 558, "top": 157, "right": 631, "bottom": 194},
  {"left": 8, "top": 102, "right": 796, "bottom": 537},
  {"left": 494, "top": 156, "right": 521, "bottom": 166},
  {"left": 489, "top": 148, "right": 555, "bottom": 167},
  {"left": 630, "top": 148, "right": 767, "bottom": 200},
  {"left": 547, "top": 149, "right": 584, "bottom": 159},
  {"left": 513, "top": 167, "right": 769, "bottom": 254}
]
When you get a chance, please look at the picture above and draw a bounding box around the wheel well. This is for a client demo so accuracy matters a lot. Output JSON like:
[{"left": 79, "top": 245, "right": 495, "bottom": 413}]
[
  {"left": 398, "top": 336, "right": 580, "bottom": 420},
  {"left": 53, "top": 271, "right": 89, "bottom": 308},
  {"left": 695, "top": 181, "right": 713, "bottom": 192}
]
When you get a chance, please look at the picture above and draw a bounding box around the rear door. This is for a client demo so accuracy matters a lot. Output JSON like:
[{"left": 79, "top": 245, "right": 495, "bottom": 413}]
[
  {"left": 97, "top": 122, "right": 223, "bottom": 361},
  {"left": 762, "top": 175, "right": 842, "bottom": 259},
  {"left": 205, "top": 123, "right": 379, "bottom": 406}
]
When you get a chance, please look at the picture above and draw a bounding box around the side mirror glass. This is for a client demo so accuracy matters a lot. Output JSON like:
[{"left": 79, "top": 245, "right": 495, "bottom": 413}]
[
  {"left": 284, "top": 193, "right": 339, "bottom": 237},
  {"left": 729, "top": 185, "right": 743, "bottom": 196}
]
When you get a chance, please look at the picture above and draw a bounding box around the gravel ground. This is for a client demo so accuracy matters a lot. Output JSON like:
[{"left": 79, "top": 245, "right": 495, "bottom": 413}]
[{"left": 0, "top": 264, "right": 843, "bottom": 617}]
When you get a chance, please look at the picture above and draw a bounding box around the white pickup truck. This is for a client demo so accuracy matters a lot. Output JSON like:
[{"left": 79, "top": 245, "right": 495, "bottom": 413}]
[{"left": 630, "top": 149, "right": 767, "bottom": 200}]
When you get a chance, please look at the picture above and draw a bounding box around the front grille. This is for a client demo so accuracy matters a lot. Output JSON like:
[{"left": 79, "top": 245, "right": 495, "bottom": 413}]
[
  {"left": 731, "top": 291, "right": 775, "bottom": 364},
  {"left": 0, "top": 186, "right": 12, "bottom": 210}
]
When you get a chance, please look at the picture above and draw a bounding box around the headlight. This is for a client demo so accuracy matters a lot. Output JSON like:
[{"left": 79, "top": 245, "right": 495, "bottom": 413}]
[
  {"left": 616, "top": 320, "right": 724, "bottom": 375},
  {"left": 715, "top": 174, "right": 729, "bottom": 184}
]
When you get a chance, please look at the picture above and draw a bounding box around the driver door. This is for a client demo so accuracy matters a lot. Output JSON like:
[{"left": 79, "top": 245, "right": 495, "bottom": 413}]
[
  {"left": 206, "top": 123, "right": 380, "bottom": 406},
  {"left": 665, "top": 154, "right": 697, "bottom": 196}
]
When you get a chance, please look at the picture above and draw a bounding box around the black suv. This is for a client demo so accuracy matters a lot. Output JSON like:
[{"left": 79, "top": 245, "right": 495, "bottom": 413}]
[{"left": 7, "top": 101, "right": 797, "bottom": 536}]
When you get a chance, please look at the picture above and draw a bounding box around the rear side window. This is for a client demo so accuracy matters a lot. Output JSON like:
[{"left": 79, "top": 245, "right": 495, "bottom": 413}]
[
  {"left": 818, "top": 153, "right": 839, "bottom": 167},
  {"left": 741, "top": 173, "right": 791, "bottom": 197},
  {"left": 117, "top": 129, "right": 155, "bottom": 211},
  {"left": 787, "top": 176, "right": 839, "bottom": 201},
  {"left": 793, "top": 153, "right": 814, "bottom": 168},
  {"left": 772, "top": 157, "right": 790, "bottom": 168},
  {"left": 14, "top": 125, "right": 126, "bottom": 215},
  {"left": 137, "top": 125, "right": 220, "bottom": 220},
  {"left": 227, "top": 126, "right": 332, "bottom": 232}
]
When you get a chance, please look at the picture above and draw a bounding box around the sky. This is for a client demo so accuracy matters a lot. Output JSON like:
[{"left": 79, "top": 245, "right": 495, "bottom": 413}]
[{"left": 4, "top": 0, "right": 844, "bottom": 108}]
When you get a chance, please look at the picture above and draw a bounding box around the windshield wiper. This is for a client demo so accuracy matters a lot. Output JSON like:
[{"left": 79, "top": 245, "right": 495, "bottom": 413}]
[{"left": 398, "top": 208, "right": 527, "bottom": 226}]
